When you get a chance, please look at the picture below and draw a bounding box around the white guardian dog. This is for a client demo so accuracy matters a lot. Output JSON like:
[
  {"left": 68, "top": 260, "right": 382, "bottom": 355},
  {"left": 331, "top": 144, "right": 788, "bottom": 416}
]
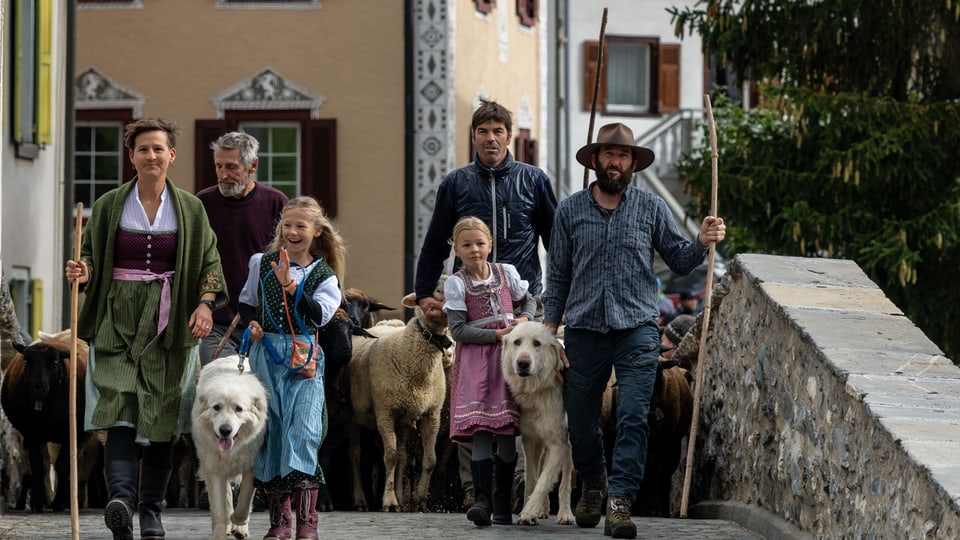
[
  {"left": 500, "top": 321, "right": 575, "bottom": 526},
  {"left": 192, "top": 355, "right": 268, "bottom": 540}
]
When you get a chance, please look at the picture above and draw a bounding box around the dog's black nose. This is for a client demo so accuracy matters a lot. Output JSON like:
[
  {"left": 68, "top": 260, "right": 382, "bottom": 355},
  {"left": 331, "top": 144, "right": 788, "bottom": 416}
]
[
  {"left": 516, "top": 360, "right": 531, "bottom": 375},
  {"left": 218, "top": 425, "right": 233, "bottom": 437}
]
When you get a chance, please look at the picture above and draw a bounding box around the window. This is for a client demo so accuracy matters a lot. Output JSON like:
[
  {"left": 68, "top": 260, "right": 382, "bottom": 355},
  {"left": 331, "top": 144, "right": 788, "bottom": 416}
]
[
  {"left": 583, "top": 37, "right": 681, "bottom": 116},
  {"left": 237, "top": 123, "right": 300, "bottom": 199},
  {"left": 216, "top": 0, "right": 319, "bottom": 6},
  {"left": 195, "top": 112, "right": 338, "bottom": 217},
  {"left": 474, "top": 0, "right": 494, "bottom": 14},
  {"left": 514, "top": 129, "right": 538, "bottom": 166},
  {"left": 74, "top": 123, "right": 124, "bottom": 215},
  {"left": 77, "top": 0, "right": 142, "bottom": 6},
  {"left": 13, "top": 0, "right": 53, "bottom": 158},
  {"left": 516, "top": 0, "right": 537, "bottom": 27},
  {"left": 73, "top": 109, "right": 135, "bottom": 216}
]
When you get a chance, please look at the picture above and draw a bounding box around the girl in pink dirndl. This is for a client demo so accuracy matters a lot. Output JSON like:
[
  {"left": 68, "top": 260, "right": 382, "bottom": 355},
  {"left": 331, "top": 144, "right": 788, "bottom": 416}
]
[{"left": 444, "top": 217, "right": 535, "bottom": 527}]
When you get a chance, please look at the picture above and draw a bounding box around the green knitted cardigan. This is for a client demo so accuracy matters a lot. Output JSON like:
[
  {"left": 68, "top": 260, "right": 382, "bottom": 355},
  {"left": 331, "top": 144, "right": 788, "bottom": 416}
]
[{"left": 77, "top": 178, "right": 226, "bottom": 348}]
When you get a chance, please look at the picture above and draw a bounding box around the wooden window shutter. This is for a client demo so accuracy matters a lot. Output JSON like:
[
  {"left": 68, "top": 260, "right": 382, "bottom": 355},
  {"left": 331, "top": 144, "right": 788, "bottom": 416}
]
[
  {"left": 194, "top": 119, "right": 229, "bottom": 192},
  {"left": 475, "top": 0, "right": 494, "bottom": 14},
  {"left": 517, "top": 0, "right": 537, "bottom": 27},
  {"left": 514, "top": 128, "right": 538, "bottom": 166},
  {"left": 303, "top": 119, "right": 338, "bottom": 218},
  {"left": 658, "top": 43, "right": 681, "bottom": 114},
  {"left": 583, "top": 40, "right": 607, "bottom": 112}
]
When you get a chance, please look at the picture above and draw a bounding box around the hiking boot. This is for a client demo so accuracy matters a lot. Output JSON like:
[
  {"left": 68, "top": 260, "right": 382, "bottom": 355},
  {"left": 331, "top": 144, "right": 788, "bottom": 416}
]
[
  {"left": 603, "top": 496, "right": 636, "bottom": 538},
  {"left": 574, "top": 472, "right": 606, "bottom": 528}
]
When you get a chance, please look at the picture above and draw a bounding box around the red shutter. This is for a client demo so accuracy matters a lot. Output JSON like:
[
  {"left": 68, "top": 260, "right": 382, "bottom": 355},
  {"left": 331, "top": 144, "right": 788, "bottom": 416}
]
[
  {"left": 658, "top": 43, "right": 681, "bottom": 114},
  {"left": 194, "top": 119, "right": 229, "bottom": 192},
  {"left": 583, "top": 40, "right": 607, "bottom": 112},
  {"left": 303, "top": 119, "right": 338, "bottom": 218}
]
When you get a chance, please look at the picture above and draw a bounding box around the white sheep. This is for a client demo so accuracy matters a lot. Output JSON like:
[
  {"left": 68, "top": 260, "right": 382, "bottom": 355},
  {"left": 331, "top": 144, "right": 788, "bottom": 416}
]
[{"left": 346, "top": 278, "right": 451, "bottom": 512}]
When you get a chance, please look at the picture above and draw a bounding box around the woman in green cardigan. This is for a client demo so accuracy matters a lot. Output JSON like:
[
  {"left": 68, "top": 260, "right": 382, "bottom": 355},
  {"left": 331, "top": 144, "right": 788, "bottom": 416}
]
[{"left": 66, "top": 118, "right": 226, "bottom": 540}]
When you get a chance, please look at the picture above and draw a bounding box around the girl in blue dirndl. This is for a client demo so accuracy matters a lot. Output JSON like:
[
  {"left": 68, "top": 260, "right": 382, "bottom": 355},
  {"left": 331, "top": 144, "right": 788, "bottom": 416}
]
[{"left": 238, "top": 196, "right": 345, "bottom": 540}]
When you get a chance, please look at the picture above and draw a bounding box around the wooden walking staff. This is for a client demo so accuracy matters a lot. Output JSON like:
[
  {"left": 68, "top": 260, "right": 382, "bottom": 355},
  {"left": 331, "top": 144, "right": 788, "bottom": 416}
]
[
  {"left": 69, "top": 203, "right": 83, "bottom": 539},
  {"left": 679, "top": 95, "right": 719, "bottom": 518},
  {"left": 582, "top": 7, "right": 608, "bottom": 189}
]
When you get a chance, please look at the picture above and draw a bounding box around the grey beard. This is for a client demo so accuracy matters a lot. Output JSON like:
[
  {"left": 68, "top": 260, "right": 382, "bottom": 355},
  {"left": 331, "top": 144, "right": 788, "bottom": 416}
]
[
  {"left": 218, "top": 181, "right": 247, "bottom": 198},
  {"left": 595, "top": 168, "right": 632, "bottom": 194}
]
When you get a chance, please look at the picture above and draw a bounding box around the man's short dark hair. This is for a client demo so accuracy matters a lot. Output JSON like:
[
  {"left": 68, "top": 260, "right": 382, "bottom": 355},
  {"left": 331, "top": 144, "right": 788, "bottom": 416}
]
[{"left": 471, "top": 98, "right": 513, "bottom": 134}]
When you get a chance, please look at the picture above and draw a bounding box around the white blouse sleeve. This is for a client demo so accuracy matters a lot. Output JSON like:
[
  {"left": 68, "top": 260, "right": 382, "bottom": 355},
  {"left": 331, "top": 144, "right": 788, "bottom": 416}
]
[
  {"left": 503, "top": 264, "right": 530, "bottom": 301},
  {"left": 238, "top": 253, "right": 264, "bottom": 308},
  {"left": 442, "top": 274, "right": 467, "bottom": 312},
  {"left": 312, "top": 274, "right": 342, "bottom": 327}
]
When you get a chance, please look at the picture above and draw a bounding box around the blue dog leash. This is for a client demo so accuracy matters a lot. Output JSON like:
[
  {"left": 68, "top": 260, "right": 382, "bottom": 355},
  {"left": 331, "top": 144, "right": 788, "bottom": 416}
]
[{"left": 237, "top": 326, "right": 252, "bottom": 375}]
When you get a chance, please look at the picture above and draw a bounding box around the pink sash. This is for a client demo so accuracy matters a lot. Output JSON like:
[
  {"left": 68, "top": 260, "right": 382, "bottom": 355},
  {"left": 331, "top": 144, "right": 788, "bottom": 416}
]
[{"left": 112, "top": 268, "right": 176, "bottom": 335}]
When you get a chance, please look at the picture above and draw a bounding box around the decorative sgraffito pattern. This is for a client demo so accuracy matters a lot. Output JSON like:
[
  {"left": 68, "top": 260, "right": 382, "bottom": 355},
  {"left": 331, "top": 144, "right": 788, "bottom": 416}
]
[{"left": 411, "top": 0, "right": 455, "bottom": 277}]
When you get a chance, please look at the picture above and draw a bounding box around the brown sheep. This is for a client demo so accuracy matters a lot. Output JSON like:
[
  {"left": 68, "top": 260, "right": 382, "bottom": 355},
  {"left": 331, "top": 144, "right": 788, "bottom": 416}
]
[
  {"left": 602, "top": 358, "right": 693, "bottom": 517},
  {"left": 635, "top": 358, "right": 693, "bottom": 517}
]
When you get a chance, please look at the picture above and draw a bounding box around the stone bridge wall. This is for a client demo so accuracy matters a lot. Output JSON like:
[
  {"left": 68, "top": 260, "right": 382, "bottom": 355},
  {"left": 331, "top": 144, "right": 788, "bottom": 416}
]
[{"left": 683, "top": 254, "right": 960, "bottom": 538}]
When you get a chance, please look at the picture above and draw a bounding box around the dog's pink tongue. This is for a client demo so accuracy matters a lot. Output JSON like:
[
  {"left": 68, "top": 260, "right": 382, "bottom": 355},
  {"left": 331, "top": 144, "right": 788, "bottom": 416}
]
[{"left": 218, "top": 436, "right": 234, "bottom": 453}]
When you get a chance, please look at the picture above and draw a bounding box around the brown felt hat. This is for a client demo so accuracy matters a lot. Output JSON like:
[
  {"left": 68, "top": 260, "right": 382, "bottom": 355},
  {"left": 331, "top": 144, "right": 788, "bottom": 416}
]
[{"left": 576, "top": 122, "right": 655, "bottom": 172}]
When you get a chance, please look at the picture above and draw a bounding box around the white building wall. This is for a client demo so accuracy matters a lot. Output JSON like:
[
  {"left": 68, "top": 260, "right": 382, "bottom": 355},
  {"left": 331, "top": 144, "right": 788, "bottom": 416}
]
[
  {"left": 564, "top": 0, "right": 703, "bottom": 196},
  {"left": 1, "top": 0, "right": 67, "bottom": 337}
]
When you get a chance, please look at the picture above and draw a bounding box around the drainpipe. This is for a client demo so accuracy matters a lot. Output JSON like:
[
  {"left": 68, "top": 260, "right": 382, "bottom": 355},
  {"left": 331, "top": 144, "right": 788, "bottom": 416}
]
[
  {"left": 558, "top": 0, "right": 570, "bottom": 199},
  {"left": 61, "top": 0, "right": 76, "bottom": 329}
]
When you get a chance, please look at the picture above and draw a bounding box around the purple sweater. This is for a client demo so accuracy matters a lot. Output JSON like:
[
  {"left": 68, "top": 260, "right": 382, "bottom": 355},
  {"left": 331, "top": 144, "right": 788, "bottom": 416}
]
[{"left": 198, "top": 183, "right": 288, "bottom": 326}]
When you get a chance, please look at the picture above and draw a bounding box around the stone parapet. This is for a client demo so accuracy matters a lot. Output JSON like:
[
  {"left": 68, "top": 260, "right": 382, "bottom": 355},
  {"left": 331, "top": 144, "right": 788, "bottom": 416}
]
[{"left": 683, "top": 253, "right": 960, "bottom": 538}]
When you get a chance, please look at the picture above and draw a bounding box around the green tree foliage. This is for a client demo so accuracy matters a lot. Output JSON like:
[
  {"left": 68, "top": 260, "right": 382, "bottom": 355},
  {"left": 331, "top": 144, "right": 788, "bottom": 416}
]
[{"left": 671, "top": 2, "right": 960, "bottom": 359}]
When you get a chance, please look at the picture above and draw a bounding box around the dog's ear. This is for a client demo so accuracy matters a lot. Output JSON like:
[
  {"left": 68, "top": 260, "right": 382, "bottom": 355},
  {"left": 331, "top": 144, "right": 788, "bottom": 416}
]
[{"left": 252, "top": 395, "right": 267, "bottom": 419}]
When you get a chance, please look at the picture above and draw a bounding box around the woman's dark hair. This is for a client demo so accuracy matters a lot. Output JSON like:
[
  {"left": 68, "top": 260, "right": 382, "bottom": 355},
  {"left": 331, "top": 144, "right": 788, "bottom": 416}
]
[{"left": 123, "top": 118, "right": 180, "bottom": 150}]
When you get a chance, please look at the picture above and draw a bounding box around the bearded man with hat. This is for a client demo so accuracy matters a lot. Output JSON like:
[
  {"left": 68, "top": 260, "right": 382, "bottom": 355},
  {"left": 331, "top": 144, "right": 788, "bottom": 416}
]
[{"left": 542, "top": 122, "right": 725, "bottom": 538}]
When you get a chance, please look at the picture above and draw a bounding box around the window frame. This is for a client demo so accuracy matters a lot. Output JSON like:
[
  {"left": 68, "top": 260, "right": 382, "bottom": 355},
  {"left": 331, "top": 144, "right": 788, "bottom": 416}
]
[
  {"left": 582, "top": 36, "right": 680, "bottom": 117},
  {"left": 73, "top": 109, "right": 136, "bottom": 217}
]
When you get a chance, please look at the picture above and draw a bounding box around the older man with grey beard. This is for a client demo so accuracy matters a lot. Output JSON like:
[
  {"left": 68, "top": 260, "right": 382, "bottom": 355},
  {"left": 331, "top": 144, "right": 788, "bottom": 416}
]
[{"left": 197, "top": 131, "right": 287, "bottom": 365}]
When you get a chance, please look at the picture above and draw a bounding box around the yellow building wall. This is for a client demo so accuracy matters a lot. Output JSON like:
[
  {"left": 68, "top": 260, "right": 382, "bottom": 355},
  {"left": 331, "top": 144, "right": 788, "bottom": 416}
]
[
  {"left": 453, "top": 0, "right": 543, "bottom": 165},
  {"left": 76, "top": 0, "right": 406, "bottom": 307}
]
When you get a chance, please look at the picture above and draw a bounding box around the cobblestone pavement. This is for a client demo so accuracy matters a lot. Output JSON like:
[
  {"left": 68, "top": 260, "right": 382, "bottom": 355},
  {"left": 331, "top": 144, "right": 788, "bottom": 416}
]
[{"left": 0, "top": 508, "right": 764, "bottom": 539}]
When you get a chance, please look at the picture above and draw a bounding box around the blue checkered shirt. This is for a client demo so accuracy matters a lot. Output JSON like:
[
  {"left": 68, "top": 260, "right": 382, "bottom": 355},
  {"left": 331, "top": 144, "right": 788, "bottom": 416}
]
[{"left": 543, "top": 184, "right": 708, "bottom": 333}]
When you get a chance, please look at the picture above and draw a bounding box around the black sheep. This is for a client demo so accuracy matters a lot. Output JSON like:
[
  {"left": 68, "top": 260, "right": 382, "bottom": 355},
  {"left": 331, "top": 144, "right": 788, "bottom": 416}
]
[{"left": 1, "top": 338, "right": 90, "bottom": 512}]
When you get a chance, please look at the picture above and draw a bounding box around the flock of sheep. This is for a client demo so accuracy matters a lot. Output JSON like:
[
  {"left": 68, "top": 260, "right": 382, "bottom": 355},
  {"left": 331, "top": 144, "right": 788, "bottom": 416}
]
[{"left": 0, "top": 278, "right": 697, "bottom": 519}]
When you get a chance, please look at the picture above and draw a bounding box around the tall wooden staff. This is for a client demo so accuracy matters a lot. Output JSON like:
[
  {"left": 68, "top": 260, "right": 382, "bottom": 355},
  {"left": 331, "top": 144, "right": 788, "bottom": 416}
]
[
  {"left": 69, "top": 203, "right": 83, "bottom": 539},
  {"left": 680, "top": 95, "right": 719, "bottom": 518},
  {"left": 582, "top": 7, "right": 608, "bottom": 188}
]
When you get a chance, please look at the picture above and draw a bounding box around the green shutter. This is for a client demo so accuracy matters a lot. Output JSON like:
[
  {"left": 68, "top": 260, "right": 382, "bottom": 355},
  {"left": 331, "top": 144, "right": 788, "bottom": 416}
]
[{"left": 37, "top": 0, "right": 53, "bottom": 144}]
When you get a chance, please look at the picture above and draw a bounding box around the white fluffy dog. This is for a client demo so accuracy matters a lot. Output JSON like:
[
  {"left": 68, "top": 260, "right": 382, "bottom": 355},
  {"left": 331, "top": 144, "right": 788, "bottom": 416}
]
[
  {"left": 192, "top": 355, "right": 268, "bottom": 540},
  {"left": 500, "top": 321, "right": 575, "bottom": 526}
]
